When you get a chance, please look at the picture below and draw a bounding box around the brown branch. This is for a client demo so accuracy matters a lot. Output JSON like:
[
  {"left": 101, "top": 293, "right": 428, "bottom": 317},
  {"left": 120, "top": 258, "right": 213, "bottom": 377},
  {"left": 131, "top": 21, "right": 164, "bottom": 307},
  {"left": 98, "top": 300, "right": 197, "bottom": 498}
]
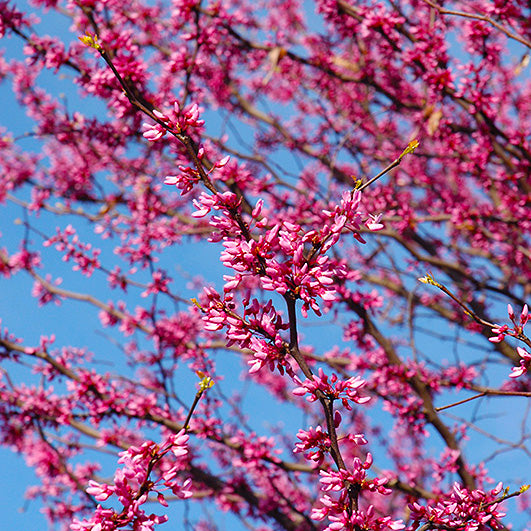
[
  {"left": 421, "top": 0, "right": 531, "bottom": 49},
  {"left": 346, "top": 299, "right": 477, "bottom": 490}
]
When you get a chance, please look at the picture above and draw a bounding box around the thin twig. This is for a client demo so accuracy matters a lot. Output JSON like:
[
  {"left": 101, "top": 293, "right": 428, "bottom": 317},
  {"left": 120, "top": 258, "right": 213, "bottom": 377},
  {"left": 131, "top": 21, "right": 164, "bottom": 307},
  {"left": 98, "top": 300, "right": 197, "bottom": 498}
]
[{"left": 421, "top": 0, "right": 531, "bottom": 49}]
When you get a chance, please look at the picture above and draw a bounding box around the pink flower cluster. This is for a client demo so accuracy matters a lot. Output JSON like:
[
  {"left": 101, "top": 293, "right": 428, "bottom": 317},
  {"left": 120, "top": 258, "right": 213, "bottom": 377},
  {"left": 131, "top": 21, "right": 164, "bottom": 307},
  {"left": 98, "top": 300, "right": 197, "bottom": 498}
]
[
  {"left": 294, "top": 424, "right": 367, "bottom": 467},
  {"left": 165, "top": 153, "right": 230, "bottom": 195},
  {"left": 489, "top": 304, "right": 530, "bottom": 378},
  {"left": 43, "top": 224, "right": 101, "bottom": 276},
  {"left": 71, "top": 430, "right": 192, "bottom": 531},
  {"left": 294, "top": 425, "right": 331, "bottom": 467},
  {"left": 142, "top": 102, "right": 204, "bottom": 141},
  {"left": 510, "top": 347, "right": 531, "bottom": 379},
  {"left": 31, "top": 273, "right": 63, "bottom": 306},
  {"left": 293, "top": 368, "right": 370, "bottom": 409},
  {"left": 311, "top": 453, "right": 404, "bottom": 531},
  {"left": 0, "top": 0, "right": 28, "bottom": 38},
  {"left": 409, "top": 482, "right": 507, "bottom": 530},
  {"left": 489, "top": 304, "right": 529, "bottom": 343},
  {"left": 195, "top": 187, "right": 381, "bottom": 319},
  {"left": 199, "top": 288, "right": 290, "bottom": 375}
]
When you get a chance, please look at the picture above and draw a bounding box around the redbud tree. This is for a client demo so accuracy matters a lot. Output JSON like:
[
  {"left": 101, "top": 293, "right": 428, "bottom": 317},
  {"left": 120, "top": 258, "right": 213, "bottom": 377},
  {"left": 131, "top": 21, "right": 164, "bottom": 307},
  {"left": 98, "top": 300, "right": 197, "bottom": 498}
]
[{"left": 0, "top": 0, "right": 530, "bottom": 530}]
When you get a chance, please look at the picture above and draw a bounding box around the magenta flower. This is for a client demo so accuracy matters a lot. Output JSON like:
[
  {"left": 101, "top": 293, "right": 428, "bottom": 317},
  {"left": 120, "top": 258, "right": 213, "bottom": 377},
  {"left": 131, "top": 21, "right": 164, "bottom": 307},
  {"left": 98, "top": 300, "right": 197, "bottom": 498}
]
[
  {"left": 509, "top": 346, "right": 531, "bottom": 378},
  {"left": 293, "top": 368, "right": 370, "bottom": 409}
]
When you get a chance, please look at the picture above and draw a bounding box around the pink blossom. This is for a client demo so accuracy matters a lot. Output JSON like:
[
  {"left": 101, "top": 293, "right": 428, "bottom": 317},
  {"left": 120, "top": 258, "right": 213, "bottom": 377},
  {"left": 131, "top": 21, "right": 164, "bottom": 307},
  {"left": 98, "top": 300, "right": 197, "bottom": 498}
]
[
  {"left": 293, "top": 368, "right": 370, "bottom": 409},
  {"left": 86, "top": 480, "right": 113, "bottom": 502},
  {"left": 509, "top": 346, "right": 531, "bottom": 378}
]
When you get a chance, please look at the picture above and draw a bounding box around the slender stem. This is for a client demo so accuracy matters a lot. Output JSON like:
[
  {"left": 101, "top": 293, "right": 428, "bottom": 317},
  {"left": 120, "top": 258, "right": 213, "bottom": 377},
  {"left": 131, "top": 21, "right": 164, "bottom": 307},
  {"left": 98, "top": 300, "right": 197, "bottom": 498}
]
[
  {"left": 436, "top": 392, "right": 487, "bottom": 412},
  {"left": 357, "top": 157, "right": 401, "bottom": 192},
  {"left": 183, "top": 390, "right": 204, "bottom": 431},
  {"left": 284, "top": 293, "right": 358, "bottom": 516},
  {"left": 421, "top": 0, "right": 531, "bottom": 49}
]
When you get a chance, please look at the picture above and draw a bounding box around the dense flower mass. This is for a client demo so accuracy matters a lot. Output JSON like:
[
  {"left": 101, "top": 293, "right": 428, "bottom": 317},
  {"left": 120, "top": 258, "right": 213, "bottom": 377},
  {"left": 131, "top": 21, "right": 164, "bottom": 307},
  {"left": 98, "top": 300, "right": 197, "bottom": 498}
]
[
  {"left": 0, "top": 0, "right": 530, "bottom": 531},
  {"left": 408, "top": 482, "right": 508, "bottom": 530}
]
